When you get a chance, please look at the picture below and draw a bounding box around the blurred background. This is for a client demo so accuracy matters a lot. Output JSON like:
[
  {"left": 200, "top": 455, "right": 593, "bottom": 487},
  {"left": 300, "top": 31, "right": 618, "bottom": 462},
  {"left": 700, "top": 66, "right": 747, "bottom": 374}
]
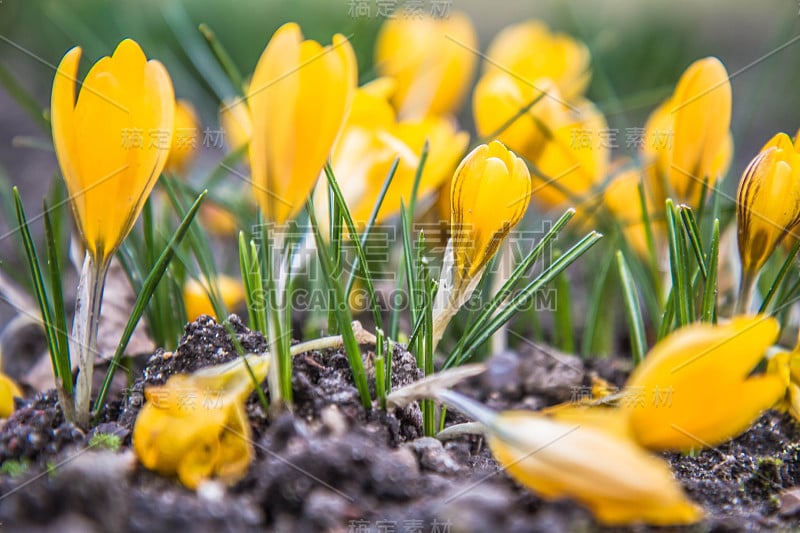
[{"left": 0, "top": 0, "right": 799, "bottom": 325}]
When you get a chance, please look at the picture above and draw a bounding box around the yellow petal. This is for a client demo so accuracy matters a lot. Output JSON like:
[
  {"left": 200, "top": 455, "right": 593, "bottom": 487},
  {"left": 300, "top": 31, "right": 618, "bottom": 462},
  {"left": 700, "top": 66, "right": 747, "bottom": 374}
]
[
  {"left": 624, "top": 317, "right": 784, "bottom": 450},
  {"left": 490, "top": 410, "right": 702, "bottom": 525},
  {"left": 0, "top": 373, "right": 21, "bottom": 418}
]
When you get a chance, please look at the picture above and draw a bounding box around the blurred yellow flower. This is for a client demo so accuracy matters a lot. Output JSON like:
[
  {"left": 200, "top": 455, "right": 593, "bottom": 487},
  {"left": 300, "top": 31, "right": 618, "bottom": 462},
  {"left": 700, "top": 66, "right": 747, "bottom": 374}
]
[
  {"left": 199, "top": 202, "right": 239, "bottom": 237},
  {"left": 451, "top": 141, "right": 531, "bottom": 282},
  {"left": 375, "top": 11, "right": 478, "bottom": 119},
  {"left": 438, "top": 391, "right": 701, "bottom": 526},
  {"left": 133, "top": 355, "right": 269, "bottom": 489},
  {"left": 736, "top": 132, "right": 800, "bottom": 278},
  {"left": 623, "top": 316, "right": 785, "bottom": 451},
  {"left": 165, "top": 99, "right": 200, "bottom": 176},
  {"left": 642, "top": 57, "right": 732, "bottom": 208},
  {"left": 51, "top": 39, "right": 175, "bottom": 265},
  {"left": 183, "top": 274, "right": 246, "bottom": 320},
  {"left": 483, "top": 20, "right": 591, "bottom": 101},
  {"left": 473, "top": 75, "right": 567, "bottom": 163},
  {"left": 247, "top": 23, "right": 356, "bottom": 223},
  {"left": 219, "top": 96, "right": 252, "bottom": 152},
  {"left": 531, "top": 99, "right": 610, "bottom": 211},
  {"left": 324, "top": 79, "right": 468, "bottom": 225},
  {"left": 0, "top": 373, "right": 21, "bottom": 418},
  {"left": 604, "top": 166, "right": 663, "bottom": 259},
  {"left": 767, "top": 351, "right": 800, "bottom": 421}
]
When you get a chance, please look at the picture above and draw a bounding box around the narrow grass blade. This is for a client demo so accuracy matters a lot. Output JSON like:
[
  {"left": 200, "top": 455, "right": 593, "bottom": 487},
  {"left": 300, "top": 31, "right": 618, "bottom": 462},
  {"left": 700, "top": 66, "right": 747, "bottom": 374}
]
[
  {"left": 93, "top": 191, "right": 208, "bottom": 419},
  {"left": 702, "top": 219, "right": 720, "bottom": 322},
  {"left": 344, "top": 158, "right": 399, "bottom": 298},
  {"left": 162, "top": 2, "right": 234, "bottom": 101},
  {"left": 665, "top": 200, "right": 691, "bottom": 326},
  {"left": 657, "top": 289, "right": 675, "bottom": 340},
  {"left": 422, "top": 264, "right": 435, "bottom": 435},
  {"left": 553, "top": 251, "right": 574, "bottom": 353},
  {"left": 679, "top": 206, "right": 707, "bottom": 279},
  {"left": 616, "top": 251, "right": 646, "bottom": 364},
  {"left": 458, "top": 232, "right": 602, "bottom": 362},
  {"left": 466, "top": 209, "right": 575, "bottom": 341},
  {"left": 760, "top": 238, "right": 800, "bottom": 314},
  {"left": 198, "top": 23, "right": 246, "bottom": 94},
  {"left": 307, "top": 200, "right": 372, "bottom": 409},
  {"left": 0, "top": 62, "right": 49, "bottom": 133},
  {"left": 13, "top": 189, "right": 63, "bottom": 383},
  {"left": 323, "top": 163, "right": 383, "bottom": 332},
  {"left": 41, "top": 199, "right": 72, "bottom": 392},
  {"left": 581, "top": 250, "right": 615, "bottom": 356}
]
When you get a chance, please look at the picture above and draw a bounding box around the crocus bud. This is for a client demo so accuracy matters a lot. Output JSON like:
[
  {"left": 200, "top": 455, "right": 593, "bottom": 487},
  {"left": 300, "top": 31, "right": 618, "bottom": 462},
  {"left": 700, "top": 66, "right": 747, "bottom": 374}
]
[
  {"left": 451, "top": 141, "right": 531, "bottom": 282},
  {"left": 736, "top": 132, "right": 800, "bottom": 277},
  {"left": 247, "top": 23, "right": 356, "bottom": 223}
]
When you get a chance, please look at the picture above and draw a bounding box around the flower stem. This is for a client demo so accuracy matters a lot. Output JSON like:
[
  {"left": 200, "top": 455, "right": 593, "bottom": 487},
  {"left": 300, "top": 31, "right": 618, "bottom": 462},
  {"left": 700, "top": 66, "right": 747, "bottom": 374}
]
[
  {"left": 734, "top": 270, "right": 756, "bottom": 315},
  {"left": 72, "top": 252, "right": 109, "bottom": 428}
]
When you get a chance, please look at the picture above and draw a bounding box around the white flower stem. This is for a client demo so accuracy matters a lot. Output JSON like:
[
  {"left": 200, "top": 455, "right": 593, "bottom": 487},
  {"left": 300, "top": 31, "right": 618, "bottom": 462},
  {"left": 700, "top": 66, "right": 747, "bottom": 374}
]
[{"left": 72, "top": 251, "right": 109, "bottom": 428}]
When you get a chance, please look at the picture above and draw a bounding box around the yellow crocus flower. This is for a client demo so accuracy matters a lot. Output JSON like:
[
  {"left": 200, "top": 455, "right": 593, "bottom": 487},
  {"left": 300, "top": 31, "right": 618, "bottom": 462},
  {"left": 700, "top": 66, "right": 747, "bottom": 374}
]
[
  {"left": 0, "top": 373, "right": 21, "bottom": 418},
  {"left": 183, "top": 274, "right": 246, "bottom": 320},
  {"left": 374, "top": 11, "right": 478, "bottom": 119},
  {"left": 736, "top": 132, "right": 800, "bottom": 279},
  {"left": 450, "top": 141, "right": 531, "bottom": 282},
  {"left": 247, "top": 23, "right": 356, "bottom": 224},
  {"left": 52, "top": 39, "right": 175, "bottom": 426},
  {"left": 483, "top": 20, "right": 591, "bottom": 102},
  {"left": 133, "top": 354, "right": 269, "bottom": 489},
  {"left": 623, "top": 316, "right": 785, "bottom": 451},
  {"left": 165, "top": 99, "right": 200, "bottom": 176},
  {"left": 317, "top": 78, "right": 468, "bottom": 228},
  {"left": 642, "top": 57, "right": 732, "bottom": 208},
  {"left": 531, "top": 99, "right": 610, "bottom": 211},
  {"left": 473, "top": 74, "right": 567, "bottom": 164},
  {"left": 52, "top": 39, "right": 175, "bottom": 265},
  {"left": 437, "top": 391, "right": 702, "bottom": 526},
  {"left": 219, "top": 96, "right": 252, "bottom": 152}
]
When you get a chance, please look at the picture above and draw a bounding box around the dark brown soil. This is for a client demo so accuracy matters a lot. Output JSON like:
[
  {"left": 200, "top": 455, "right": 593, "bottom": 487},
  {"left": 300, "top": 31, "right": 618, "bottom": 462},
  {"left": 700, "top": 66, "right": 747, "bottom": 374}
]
[{"left": 1, "top": 315, "right": 799, "bottom": 532}]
